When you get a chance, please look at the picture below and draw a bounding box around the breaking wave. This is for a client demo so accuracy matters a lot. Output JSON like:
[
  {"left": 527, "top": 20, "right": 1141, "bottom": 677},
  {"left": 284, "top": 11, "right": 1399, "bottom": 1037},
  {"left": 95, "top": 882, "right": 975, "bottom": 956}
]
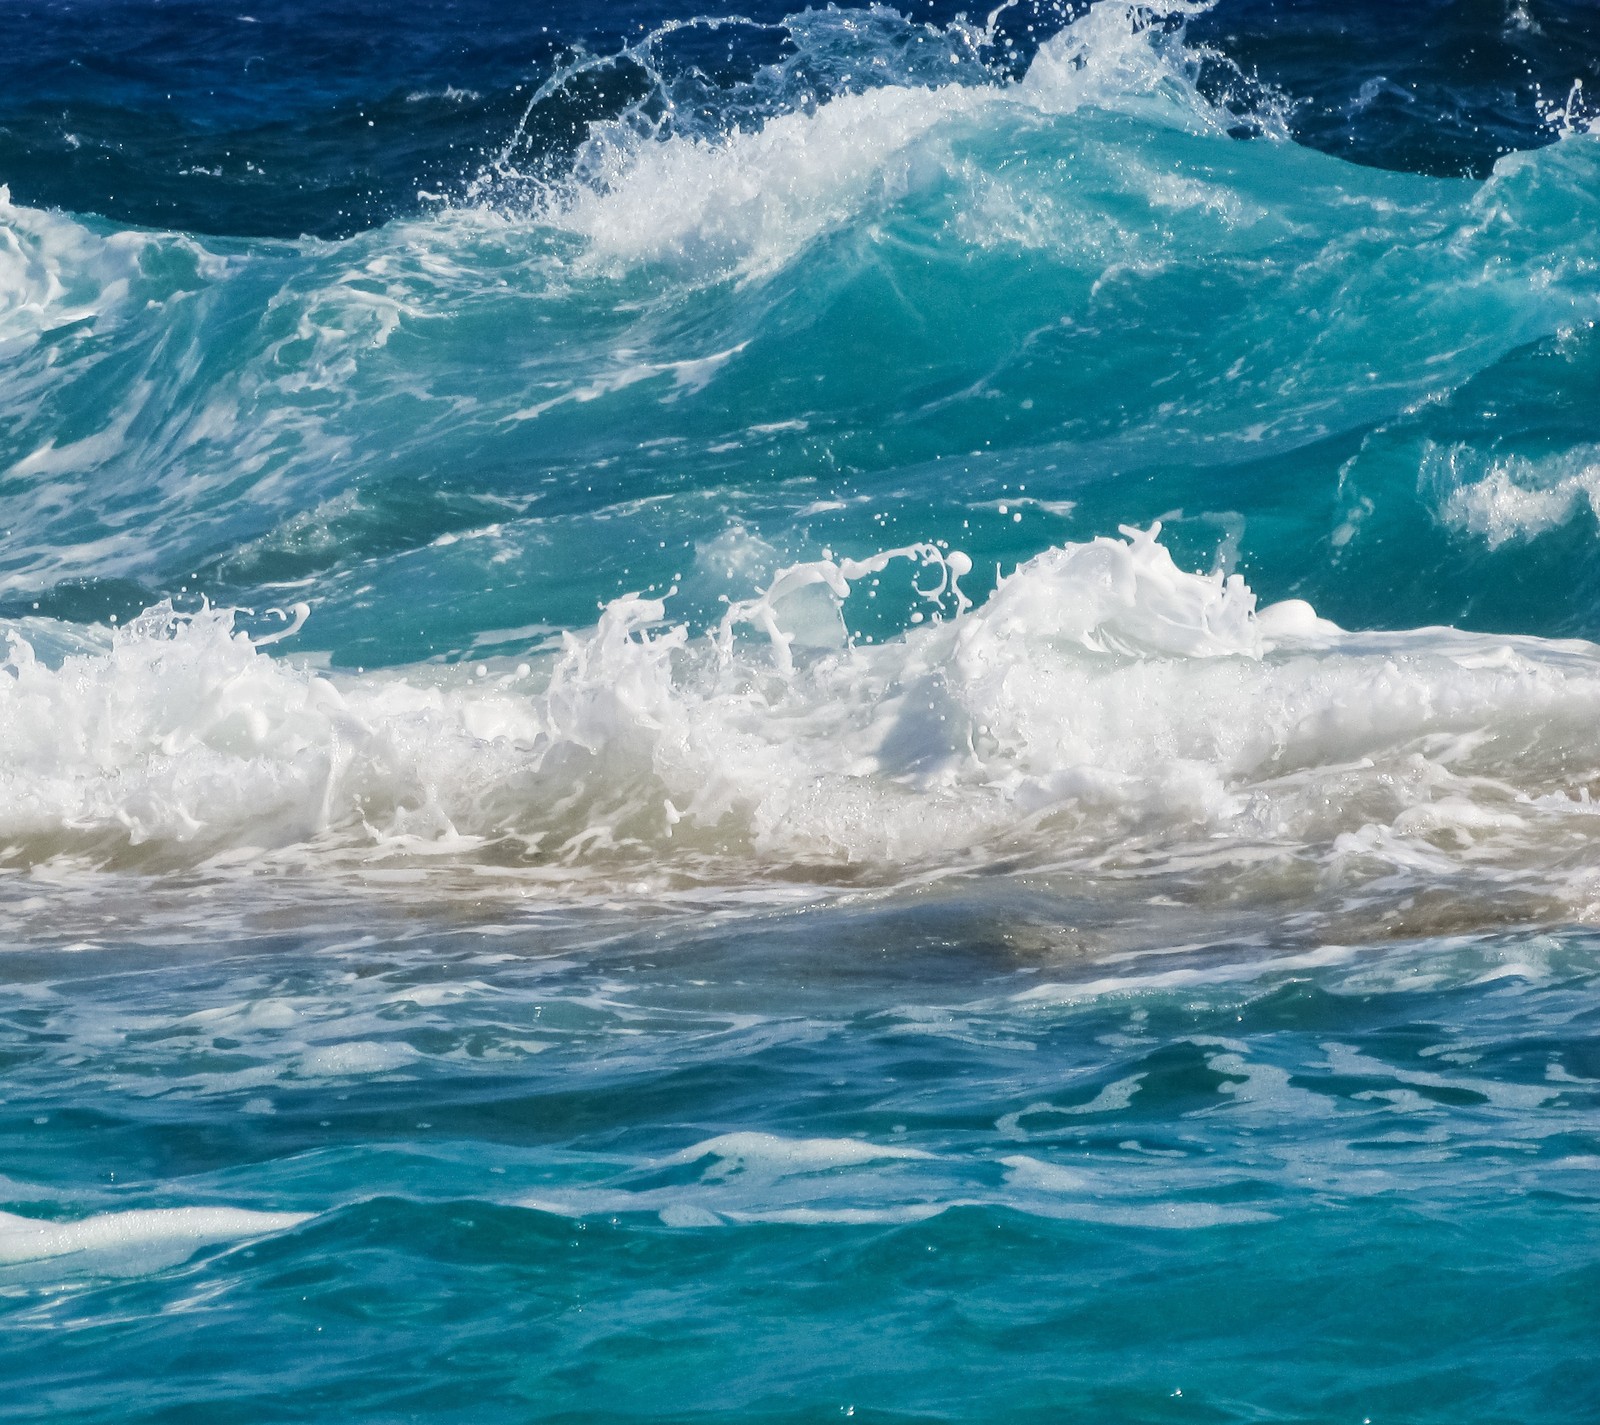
[{"left": 4, "top": 526, "right": 1600, "bottom": 935}]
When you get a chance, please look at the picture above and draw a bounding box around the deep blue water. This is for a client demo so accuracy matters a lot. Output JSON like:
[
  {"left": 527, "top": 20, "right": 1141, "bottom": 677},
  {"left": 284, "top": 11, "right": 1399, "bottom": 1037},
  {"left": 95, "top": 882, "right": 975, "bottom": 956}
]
[{"left": 1, "top": 1, "right": 1598, "bottom": 1419}]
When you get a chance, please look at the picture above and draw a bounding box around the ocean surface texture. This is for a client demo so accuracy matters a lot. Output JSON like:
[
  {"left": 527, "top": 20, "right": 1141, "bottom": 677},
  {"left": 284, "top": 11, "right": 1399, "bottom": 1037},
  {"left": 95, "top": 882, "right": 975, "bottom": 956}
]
[{"left": 3, "top": 0, "right": 1599, "bottom": 1419}]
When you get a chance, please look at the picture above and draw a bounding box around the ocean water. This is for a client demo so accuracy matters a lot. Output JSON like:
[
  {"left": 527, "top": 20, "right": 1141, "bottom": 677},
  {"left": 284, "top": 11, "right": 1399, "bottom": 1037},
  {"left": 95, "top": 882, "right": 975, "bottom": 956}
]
[{"left": 2, "top": 0, "right": 1599, "bottom": 1419}]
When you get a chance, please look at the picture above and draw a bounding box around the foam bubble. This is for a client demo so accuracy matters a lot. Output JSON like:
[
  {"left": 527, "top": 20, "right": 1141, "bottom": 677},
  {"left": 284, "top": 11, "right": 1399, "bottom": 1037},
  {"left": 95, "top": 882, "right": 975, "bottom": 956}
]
[{"left": 296, "top": 1040, "right": 421, "bottom": 1078}]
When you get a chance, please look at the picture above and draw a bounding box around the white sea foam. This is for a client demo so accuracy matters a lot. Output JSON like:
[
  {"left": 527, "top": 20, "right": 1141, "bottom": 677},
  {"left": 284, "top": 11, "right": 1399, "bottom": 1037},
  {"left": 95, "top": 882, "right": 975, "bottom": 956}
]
[
  {"left": 1430, "top": 441, "right": 1600, "bottom": 547},
  {"left": 555, "top": 81, "right": 978, "bottom": 279},
  {"left": 0, "top": 1206, "right": 310, "bottom": 1270},
  {"left": 518, "top": 1129, "right": 1275, "bottom": 1231},
  {"left": 542, "top": 2, "right": 1249, "bottom": 280},
  {"left": 5, "top": 524, "right": 1600, "bottom": 906},
  {"left": 0, "top": 186, "right": 223, "bottom": 350},
  {"left": 519, "top": 1129, "right": 937, "bottom": 1227},
  {"left": 296, "top": 1040, "right": 421, "bottom": 1078},
  {"left": 0, "top": 186, "right": 148, "bottom": 344},
  {"left": 664, "top": 1132, "right": 934, "bottom": 1176}
]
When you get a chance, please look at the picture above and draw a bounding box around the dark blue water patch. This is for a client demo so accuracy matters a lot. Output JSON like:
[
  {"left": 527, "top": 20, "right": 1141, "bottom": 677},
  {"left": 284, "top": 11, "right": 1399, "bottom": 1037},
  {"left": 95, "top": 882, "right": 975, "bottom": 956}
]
[
  {"left": 0, "top": 0, "right": 1022, "bottom": 237},
  {"left": 2, "top": 0, "right": 1596, "bottom": 238},
  {"left": 1190, "top": 0, "right": 1600, "bottom": 178},
  {"left": 0, "top": 0, "right": 569, "bottom": 238}
]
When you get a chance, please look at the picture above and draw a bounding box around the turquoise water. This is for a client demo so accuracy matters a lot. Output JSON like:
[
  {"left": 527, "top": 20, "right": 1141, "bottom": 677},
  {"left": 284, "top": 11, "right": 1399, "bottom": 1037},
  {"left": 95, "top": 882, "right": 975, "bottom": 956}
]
[
  {"left": 1, "top": 1, "right": 1598, "bottom": 1418},
  {"left": 3, "top": 902, "right": 1598, "bottom": 1420}
]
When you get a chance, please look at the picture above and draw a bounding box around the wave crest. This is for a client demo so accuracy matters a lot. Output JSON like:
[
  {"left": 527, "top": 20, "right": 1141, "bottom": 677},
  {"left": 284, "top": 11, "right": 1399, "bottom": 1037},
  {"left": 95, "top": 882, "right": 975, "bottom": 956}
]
[{"left": 4, "top": 526, "right": 1600, "bottom": 921}]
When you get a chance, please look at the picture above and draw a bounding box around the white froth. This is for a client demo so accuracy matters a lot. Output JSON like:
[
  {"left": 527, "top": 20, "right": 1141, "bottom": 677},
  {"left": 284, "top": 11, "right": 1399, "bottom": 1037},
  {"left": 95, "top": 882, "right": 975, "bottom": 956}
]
[
  {"left": 517, "top": 1129, "right": 1277, "bottom": 1231},
  {"left": 556, "top": 82, "right": 980, "bottom": 278},
  {"left": 1430, "top": 441, "right": 1600, "bottom": 547},
  {"left": 666, "top": 1132, "right": 935, "bottom": 1176},
  {"left": 544, "top": 2, "right": 1247, "bottom": 280},
  {"left": 4, "top": 525, "right": 1600, "bottom": 905},
  {"left": 0, "top": 186, "right": 224, "bottom": 355},
  {"left": 296, "top": 1040, "right": 421, "bottom": 1078},
  {"left": 0, "top": 187, "right": 147, "bottom": 344},
  {"left": 0, "top": 1206, "right": 310, "bottom": 1269}
]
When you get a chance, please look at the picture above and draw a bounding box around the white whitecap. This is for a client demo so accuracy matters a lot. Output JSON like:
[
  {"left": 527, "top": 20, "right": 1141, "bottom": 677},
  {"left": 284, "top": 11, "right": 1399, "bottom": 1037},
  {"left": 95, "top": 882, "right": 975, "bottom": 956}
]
[
  {"left": 664, "top": 1131, "right": 935, "bottom": 1177},
  {"left": 1430, "top": 440, "right": 1600, "bottom": 548},
  {"left": 0, "top": 1206, "right": 311, "bottom": 1272}
]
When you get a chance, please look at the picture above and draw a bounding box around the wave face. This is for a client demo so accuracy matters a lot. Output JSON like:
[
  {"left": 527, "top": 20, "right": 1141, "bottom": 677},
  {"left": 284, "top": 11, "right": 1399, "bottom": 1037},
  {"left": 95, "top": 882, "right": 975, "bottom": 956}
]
[{"left": 3, "top": 3, "right": 1600, "bottom": 1422}]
